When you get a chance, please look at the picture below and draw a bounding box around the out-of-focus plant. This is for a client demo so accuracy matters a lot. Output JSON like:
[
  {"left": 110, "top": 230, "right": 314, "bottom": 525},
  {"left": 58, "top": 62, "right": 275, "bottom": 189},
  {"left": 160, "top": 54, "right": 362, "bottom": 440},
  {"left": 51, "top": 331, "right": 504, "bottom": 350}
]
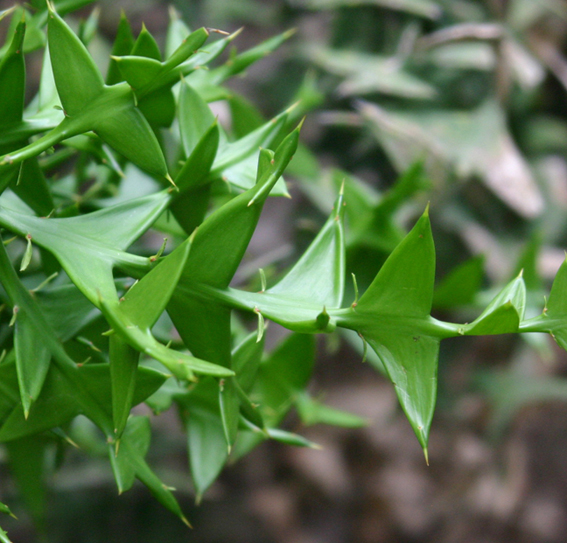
[
  {"left": 285, "top": 0, "right": 567, "bottom": 432},
  {"left": 2, "top": 0, "right": 567, "bottom": 539}
]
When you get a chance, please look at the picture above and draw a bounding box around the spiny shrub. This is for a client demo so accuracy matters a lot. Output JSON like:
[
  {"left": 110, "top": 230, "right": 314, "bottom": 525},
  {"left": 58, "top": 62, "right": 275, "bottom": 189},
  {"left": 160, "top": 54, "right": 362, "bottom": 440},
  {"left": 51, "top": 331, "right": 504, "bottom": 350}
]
[{"left": 0, "top": 1, "right": 566, "bottom": 537}]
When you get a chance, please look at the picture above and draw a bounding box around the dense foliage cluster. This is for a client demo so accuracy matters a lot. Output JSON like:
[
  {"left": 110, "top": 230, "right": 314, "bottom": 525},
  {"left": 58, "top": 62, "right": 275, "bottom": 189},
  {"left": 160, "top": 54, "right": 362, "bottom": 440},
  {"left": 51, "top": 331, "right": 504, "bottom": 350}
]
[{"left": 1, "top": 0, "right": 567, "bottom": 539}]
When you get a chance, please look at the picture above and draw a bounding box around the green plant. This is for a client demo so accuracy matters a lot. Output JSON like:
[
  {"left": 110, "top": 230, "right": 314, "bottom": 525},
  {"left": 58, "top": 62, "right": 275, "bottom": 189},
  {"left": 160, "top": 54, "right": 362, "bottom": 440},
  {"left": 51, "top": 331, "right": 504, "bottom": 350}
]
[{"left": 1, "top": 0, "right": 567, "bottom": 539}]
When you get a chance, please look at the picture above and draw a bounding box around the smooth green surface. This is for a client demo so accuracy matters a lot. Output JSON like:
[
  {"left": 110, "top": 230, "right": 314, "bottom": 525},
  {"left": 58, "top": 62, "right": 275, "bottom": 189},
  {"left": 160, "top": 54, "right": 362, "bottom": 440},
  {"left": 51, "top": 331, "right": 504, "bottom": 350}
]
[{"left": 2, "top": 1, "right": 567, "bottom": 532}]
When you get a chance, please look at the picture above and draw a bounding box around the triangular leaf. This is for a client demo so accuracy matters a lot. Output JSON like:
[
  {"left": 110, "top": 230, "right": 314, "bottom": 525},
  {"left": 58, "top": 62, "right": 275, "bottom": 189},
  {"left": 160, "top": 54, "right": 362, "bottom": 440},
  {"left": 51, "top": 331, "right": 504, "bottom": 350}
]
[
  {"left": 179, "top": 378, "right": 229, "bottom": 501},
  {"left": 339, "top": 208, "right": 440, "bottom": 452},
  {"left": 355, "top": 207, "right": 435, "bottom": 318},
  {"left": 110, "top": 335, "right": 140, "bottom": 438},
  {"left": 109, "top": 416, "right": 189, "bottom": 523},
  {"left": 14, "top": 309, "right": 51, "bottom": 418},
  {"left": 463, "top": 275, "right": 526, "bottom": 335},
  {"left": 268, "top": 189, "right": 345, "bottom": 307},
  {"left": 0, "top": 18, "right": 26, "bottom": 127},
  {"left": 120, "top": 239, "right": 191, "bottom": 330},
  {"left": 47, "top": 6, "right": 104, "bottom": 116}
]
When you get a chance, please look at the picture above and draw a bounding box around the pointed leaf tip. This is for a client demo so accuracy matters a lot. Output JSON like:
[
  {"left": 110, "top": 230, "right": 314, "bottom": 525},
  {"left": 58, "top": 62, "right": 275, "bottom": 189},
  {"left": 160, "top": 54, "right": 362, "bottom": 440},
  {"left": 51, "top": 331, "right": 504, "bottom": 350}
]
[
  {"left": 285, "top": 100, "right": 301, "bottom": 115},
  {"left": 423, "top": 447, "right": 429, "bottom": 466},
  {"left": 283, "top": 28, "right": 298, "bottom": 40}
]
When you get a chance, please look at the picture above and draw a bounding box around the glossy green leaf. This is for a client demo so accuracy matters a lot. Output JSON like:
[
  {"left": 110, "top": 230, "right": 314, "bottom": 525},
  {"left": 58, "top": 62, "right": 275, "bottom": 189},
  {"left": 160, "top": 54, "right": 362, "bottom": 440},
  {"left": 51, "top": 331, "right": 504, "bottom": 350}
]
[
  {"left": 110, "top": 335, "right": 139, "bottom": 438},
  {"left": 0, "top": 238, "right": 113, "bottom": 436},
  {"left": 91, "top": 83, "right": 169, "bottom": 178},
  {"left": 231, "top": 333, "right": 316, "bottom": 461},
  {"left": 110, "top": 22, "right": 212, "bottom": 130},
  {"left": 47, "top": 5, "right": 104, "bottom": 116},
  {"left": 38, "top": 8, "right": 169, "bottom": 177},
  {"left": 114, "top": 56, "right": 162, "bottom": 89},
  {"left": 176, "top": 124, "right": 301, "bottom": 289},
  {"left": 109, "top": 413, "right": 150, "bottom": 493},
  {"left": 206, "top": 30, "right": 295, "bottom": 85},
  {"left": 163, "top": 27, "right": 210, "bottom": 72},
  {"left": 0, "top": 18, "right": 26, "bottom": 128},
  {"left": 192, "top": 183, "right": 345, "bottom": 333},
  {"left": 15, "top": 309, "right": 51, "bottom": 418},
  {"left": 168, "top": 268, "right": 233, "bottom": 368},
  {"left": 366, "top": 327, "right": 440, "bottom": 455},
  {"left": 137, "top": 87, "right": 176, "bottom": 128},
  {"left": 100, "top": 238, "right": 232, "bottom": 380},
  {"left": 168, "top": 125, "right": 301, "bottom": 371},
  {"left": 174, "top": 120, "right": 219, "bottom": 193},
  {"left": 169, "top": 185, "right": 212, "bottom": 236},
  {"left": 131, "top": 24, "right": 161, "bottom": 60},
  {"left": 0, "top": 18, "right": 28, "bottom": 195},
  {"left": 520, "top": 258, "right": 567, "bottom": 349},
  {"left": 102, "top": 298, "right": 233, "bottom": 380},
  {"left": 338, "top": 209, "right": 444, "bottom": 452},
  {"left": 0, "top": 190, "right": 170, "bottom": 304},
  {"left": 219, "top": 376, "right": 240, "bottom": 450},
  {"left": 97, "top": 230, "right": 232, "bottom": 379},
  {"left": 220, "top": 150, "right": 290, "bottom": 196},
  {"left": 109, "top": 416, "right": 189, "bottom": 524},
  {"left": 234, "top": 378, "right": 265, "bottom": 430},
  {"left": 0, "top": 7, "right": 43, "bottom": 57},
  {"left": 35, "top": 44, "right": 63, "bottom": 120},
  {"left": 165, "top": 7, "right": 191, "bottom": 58},
  {"left": 178, "top": 81, "right": 216, "bottom": 158},
  {"left": 114, "top": 27, "right": 209, "bottom": 99},
  {"left": 106, "top": 10, "right": 134, "bottom": 85},
  {"left": 0, "top": 362, "right": 166, "bottom": 442},
  {"left": 232, "top": 331, "right": 265, "bottom": 393},
  {"left": 228, "top": 328, "right": 267, "bottom": 433},
  {"left": 180, "top": 378, "right": 229, "bottom": 501},
  {"left": 144, "top": 366, "right": 188, "bottom": 414},
  {"left": 267, "top": 189, "right": 345, "bottom": 307},
  {"left": 545, "top": 258, "right": 567, "bottom": 318},
  {"left": 2, "top": 78, "right": 168, "bottom": 180},
  {"left": 355, "top": 208, "right": 435, "bottom": 318},
  {"left": 462, "top": 274, "right": 526, "bottom": 335},
  {"left": 209, "top": 107, "right": 289, "bottom": 179},
  {"left": 120, "top": 239, "right": 191, "bottom": 330},
  {"left": 0, "top": 355, "right": 20, "bottom": 425}
]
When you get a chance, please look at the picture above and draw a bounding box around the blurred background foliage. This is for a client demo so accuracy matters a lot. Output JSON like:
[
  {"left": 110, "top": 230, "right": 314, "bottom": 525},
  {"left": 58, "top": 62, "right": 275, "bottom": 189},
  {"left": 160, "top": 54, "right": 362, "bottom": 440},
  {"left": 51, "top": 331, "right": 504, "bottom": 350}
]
[{"left": 4, "top": 0, "right": 567, "bottom": 541}]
